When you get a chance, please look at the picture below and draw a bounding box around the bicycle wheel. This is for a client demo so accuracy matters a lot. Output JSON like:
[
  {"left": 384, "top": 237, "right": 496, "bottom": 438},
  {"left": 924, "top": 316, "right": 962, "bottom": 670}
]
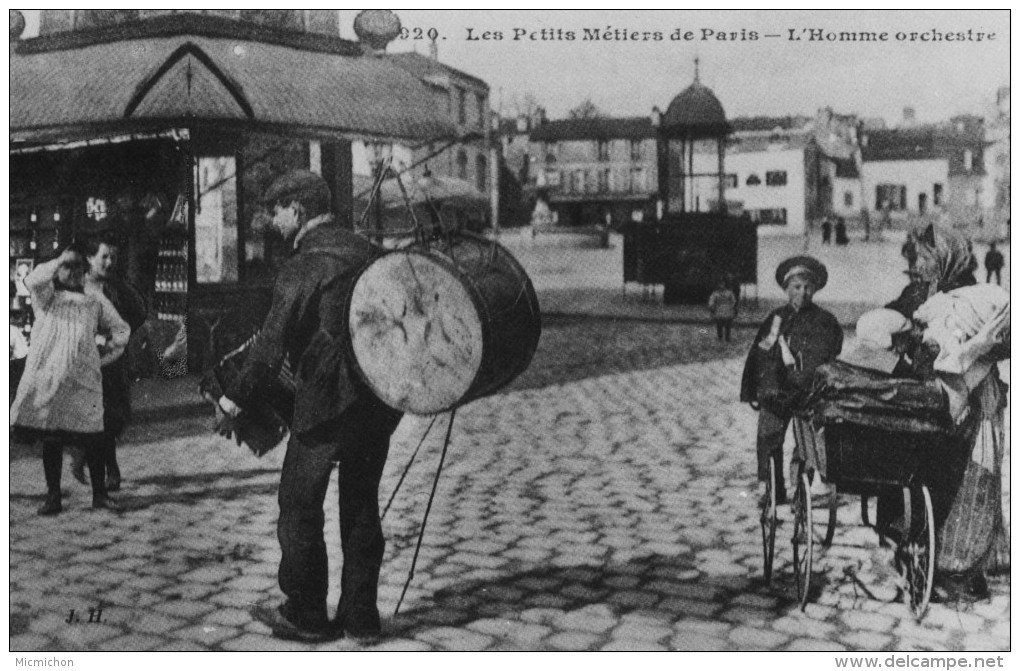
[
  {"left": 760, "top": 453, "right": 778, "bottom": 585},
  {"left": 900, "top": 484, "right": 935, "bottom": 619},
  {"left": 793, "top": 470, "right": 813, "bottom": 610}
]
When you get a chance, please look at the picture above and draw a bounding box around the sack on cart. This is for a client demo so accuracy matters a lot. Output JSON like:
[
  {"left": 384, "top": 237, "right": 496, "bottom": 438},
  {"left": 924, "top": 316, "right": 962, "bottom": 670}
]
[{"left": 809, "top": 361, "right": 951, "bottom": 435}]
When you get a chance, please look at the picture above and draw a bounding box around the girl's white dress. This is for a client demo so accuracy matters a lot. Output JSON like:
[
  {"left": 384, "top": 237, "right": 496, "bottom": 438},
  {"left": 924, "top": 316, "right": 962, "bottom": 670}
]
[{"left": 10, "top": 268, "right": 128, "bottom": 434}]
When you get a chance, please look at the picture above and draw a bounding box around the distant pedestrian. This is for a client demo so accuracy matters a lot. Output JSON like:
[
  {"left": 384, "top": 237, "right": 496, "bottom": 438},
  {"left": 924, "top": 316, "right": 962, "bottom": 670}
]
[
  {"left": 821, "top": 217, "right": 832, "bottom": 245},
  {"left": 708, "top": 279, "right": 737, "bottom": 343},
  {"left": 835, "top": 217, "right": 849, "bottom": 246},
  {"left": 984, "top": 242, "right": 1004, "bottom": 285}
]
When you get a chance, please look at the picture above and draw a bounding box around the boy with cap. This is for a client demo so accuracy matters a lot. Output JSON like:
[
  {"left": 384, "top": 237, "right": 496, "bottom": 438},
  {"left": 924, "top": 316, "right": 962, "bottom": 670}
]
[
  {"left": 215, "top": 169, "right": 402, "bottom": 642},
  {"left": 740, "top": 256, "right": 843, "bottom": 503}
]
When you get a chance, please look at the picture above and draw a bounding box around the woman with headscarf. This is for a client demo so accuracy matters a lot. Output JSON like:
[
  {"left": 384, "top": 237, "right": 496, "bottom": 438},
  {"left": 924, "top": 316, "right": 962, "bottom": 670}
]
[
  {"left": 885, "top": 224, "right": 1009, "bottom": 601},
  {"left": 741, "top": 256, "right": 844, "bottom": 504}
]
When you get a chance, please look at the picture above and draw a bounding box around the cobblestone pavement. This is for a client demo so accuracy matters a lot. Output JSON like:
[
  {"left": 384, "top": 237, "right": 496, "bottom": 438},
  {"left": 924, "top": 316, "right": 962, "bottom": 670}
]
[{"left": 9, "top": 320, "right": 1010, "bottom": 652}]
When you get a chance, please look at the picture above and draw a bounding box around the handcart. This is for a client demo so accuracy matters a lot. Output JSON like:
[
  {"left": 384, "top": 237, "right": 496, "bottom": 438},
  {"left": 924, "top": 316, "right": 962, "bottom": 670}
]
[{"left": 759, "top": 361, "right": 951, "bottom": 619}]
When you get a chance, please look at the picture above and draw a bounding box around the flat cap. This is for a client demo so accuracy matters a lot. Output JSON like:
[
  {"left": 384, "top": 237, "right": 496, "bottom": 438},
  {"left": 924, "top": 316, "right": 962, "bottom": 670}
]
[
  {"left": 775, "top": 255, "right": 828, "bottom": 290},
  {"left": 263, "top": 169, "right": 331, "bottom": 212}
]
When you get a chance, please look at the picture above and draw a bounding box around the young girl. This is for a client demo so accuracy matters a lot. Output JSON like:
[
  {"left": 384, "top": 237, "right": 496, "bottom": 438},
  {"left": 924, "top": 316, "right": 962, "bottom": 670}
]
[{"left": 10, "top": 243, "right": 130, "bottom": 515}]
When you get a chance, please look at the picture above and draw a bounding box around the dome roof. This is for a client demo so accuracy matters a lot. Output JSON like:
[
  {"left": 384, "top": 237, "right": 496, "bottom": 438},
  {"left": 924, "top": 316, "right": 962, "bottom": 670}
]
[{"left": 662, "top": 80, "right": 728, "bottom": 133}]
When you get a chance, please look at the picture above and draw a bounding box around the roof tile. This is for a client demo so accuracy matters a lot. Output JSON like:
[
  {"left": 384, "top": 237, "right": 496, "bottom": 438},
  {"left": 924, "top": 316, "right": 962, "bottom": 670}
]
[{"left": 11, "top": 35, "right": 456, "bottom": 142}]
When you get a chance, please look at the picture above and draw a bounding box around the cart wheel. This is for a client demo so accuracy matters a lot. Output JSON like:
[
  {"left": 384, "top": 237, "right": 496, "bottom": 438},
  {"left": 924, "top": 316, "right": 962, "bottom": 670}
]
[
  {"left": 822, "top": 484, "right": 838, "bottom": 548},
  {"left": 760, "top": 454, "right": 778, "bottom": 585},
  {"left": 793, "top": 470, "right": 813, "bottom": 610},
  {"left": 900, "top": 485, "right": 935, "bottom": 619}
]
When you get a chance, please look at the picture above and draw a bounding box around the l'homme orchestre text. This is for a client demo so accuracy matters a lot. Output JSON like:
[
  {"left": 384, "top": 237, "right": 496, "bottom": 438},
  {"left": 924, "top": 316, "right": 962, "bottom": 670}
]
[{"left": 465, "top": 27, "right": 996, "bottom": 43}]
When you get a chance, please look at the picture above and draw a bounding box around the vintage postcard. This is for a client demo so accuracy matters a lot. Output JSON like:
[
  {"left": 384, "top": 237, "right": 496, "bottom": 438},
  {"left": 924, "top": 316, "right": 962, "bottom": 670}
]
[{"left": 7, "top": 9, "right": 1010, "bottom": 663}]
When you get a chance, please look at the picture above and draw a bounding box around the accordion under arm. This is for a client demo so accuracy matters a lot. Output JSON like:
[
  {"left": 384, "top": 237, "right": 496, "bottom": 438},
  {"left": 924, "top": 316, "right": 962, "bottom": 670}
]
[{"left": 201, "top": 334, "right": 296, "bottom": 456}]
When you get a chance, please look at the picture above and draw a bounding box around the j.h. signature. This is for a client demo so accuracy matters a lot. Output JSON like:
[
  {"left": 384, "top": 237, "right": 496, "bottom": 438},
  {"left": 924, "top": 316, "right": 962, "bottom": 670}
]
[{"left": 65, "top": 602, "right": 107, "bottom": 624}]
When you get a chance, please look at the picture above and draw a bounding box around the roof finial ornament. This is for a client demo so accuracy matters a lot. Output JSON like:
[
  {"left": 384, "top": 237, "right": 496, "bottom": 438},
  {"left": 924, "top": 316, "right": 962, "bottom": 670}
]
[
  {"left": 694, "top": 56, "right": 700, "bottom": 83},
  {"left": 353, "top": 10, "right": 402, "bottom": 56}
]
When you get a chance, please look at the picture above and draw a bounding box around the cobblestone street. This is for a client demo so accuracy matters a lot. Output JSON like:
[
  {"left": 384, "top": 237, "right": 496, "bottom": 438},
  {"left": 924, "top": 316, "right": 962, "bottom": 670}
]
[{"left": 9, "top": 318, "right": 1010, "bottom": 652}]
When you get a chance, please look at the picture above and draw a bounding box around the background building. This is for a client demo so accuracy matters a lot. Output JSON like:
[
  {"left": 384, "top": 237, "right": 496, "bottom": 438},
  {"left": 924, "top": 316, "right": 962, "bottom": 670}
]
[
  {"left": 352, "top": 44, "right": 492, "bottom": 232},
  {"left": 860, "top": 113, "right": 989, "bottom": 231},
  {"left": 985, "top": 86, "right": 1010, "bottom": 235},
  {"left": 527, "top": 115, "right": 660, "bottom": 229}
]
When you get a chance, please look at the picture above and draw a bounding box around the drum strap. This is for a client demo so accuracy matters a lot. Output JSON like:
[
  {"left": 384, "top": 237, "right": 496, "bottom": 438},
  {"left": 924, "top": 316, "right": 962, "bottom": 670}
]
[
  {"left": 394, "top": 409, "right": 456, "bottom": 617},
  {"left": 381, "top": 415, "right": 440, "bottom": 519},
  {"left": 332, "top": 412, "right": 453, "bottom": 619}
]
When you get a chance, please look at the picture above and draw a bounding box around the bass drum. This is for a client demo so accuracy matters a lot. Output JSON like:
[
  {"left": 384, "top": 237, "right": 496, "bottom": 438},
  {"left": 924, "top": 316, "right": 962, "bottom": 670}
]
[{"left": 347, "top": 233, "right": 541, "bottom": 415}]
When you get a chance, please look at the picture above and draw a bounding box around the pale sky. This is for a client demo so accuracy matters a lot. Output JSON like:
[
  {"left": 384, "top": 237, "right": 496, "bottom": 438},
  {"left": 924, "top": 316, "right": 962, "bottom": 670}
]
[{"left": 19, "top": 9, "right": 1011, "bottom": 126}]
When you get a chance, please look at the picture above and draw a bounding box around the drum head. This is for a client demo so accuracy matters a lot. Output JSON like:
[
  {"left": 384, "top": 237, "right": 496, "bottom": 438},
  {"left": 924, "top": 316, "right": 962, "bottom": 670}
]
[{"left": 348, "top": 250, "right": 484, "bottom": 415}]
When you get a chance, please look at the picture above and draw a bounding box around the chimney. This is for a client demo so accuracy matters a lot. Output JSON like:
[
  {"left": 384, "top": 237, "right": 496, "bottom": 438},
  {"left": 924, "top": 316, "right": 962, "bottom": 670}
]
[
  {"left": 429, "top": 37, "right": 438, "bottom": 60},
  {"left": 651, "top": 106, "right": 661, "bottom": 127},
  {"left": 353, "top": 10, "right": 401, "bottom": 56},
  {"left": 902, "top": 106, "right": 916, "bottom": 126}
]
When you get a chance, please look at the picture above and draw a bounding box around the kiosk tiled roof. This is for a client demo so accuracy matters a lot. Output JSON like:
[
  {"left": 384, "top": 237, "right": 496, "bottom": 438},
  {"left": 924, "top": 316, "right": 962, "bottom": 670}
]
[
  {"left": 662, "top": 81, "right": 728, "bottom": 132},
  {"left": 11, "top": 18, "right": 456, "bottom": 144}
]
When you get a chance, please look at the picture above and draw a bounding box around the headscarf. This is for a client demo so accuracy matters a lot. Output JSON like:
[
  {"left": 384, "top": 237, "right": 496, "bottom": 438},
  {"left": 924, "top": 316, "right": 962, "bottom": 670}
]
[{"left": 904, "top": 224, "right": 976, "bottom": 296}]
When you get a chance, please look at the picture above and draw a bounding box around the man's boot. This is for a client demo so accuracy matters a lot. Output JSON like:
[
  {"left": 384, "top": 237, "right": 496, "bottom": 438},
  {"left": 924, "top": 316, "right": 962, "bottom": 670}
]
[{"left": 37, "top": 492, "right": 62, "bottom": 516}]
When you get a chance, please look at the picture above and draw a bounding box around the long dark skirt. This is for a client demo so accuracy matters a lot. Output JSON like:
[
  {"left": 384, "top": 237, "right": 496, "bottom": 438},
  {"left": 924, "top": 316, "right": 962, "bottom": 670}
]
[{"left": 935, "top": 374, "right": 1008, "bottom": 574}]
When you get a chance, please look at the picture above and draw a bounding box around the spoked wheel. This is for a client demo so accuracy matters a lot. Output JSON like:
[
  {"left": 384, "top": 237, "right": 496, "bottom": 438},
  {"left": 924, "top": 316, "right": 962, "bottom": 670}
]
[
  {"left": 760, "top": 454, "right": 778, "bottom": 585},
  {"left": 792, "top": 470, "right": 813, "bottom": 610},
  {"left": 899, "top": 484, "right": 935, "bottom": 619}
]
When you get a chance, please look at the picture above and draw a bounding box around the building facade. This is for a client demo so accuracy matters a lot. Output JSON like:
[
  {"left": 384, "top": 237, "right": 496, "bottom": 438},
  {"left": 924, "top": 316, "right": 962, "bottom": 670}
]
[
  {"left": 527, "top": 116, "right": 660, "bottom": 228},
  {"left": 985, "top": 86, "right": 1010, "bottom": 231},
  {"left": 722, "top": 116, "right": 814, "bottom": 237},
  {"left": 517, "top": 107, "right": 863, "bottom": 238},
  {"left": 860, "top": 115, "right": 989, "bottom": 229},
  {"left": 351, "top": 48, "right": 491, "bottom": 230}
]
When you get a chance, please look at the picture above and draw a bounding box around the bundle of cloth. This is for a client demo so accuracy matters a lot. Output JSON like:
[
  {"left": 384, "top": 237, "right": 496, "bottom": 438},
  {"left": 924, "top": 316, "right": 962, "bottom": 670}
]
[{"left": 914, "top": 284, "right": 1010, "bottom": 376}]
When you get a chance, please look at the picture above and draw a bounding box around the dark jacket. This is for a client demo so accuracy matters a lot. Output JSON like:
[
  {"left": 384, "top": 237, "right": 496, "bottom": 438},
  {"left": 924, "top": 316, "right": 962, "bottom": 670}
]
[
  {"left": 98, "top": 277, "right": 147, "bottom": 436},
  {"left": 984, "top": 249, "right": 1004, "bottom": 272},
  {"left": 228, "top": 221, "right": 393, "bottom": 435},
  {"left": 740, "top": 302, "right": 843, "bottom": 407}
]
